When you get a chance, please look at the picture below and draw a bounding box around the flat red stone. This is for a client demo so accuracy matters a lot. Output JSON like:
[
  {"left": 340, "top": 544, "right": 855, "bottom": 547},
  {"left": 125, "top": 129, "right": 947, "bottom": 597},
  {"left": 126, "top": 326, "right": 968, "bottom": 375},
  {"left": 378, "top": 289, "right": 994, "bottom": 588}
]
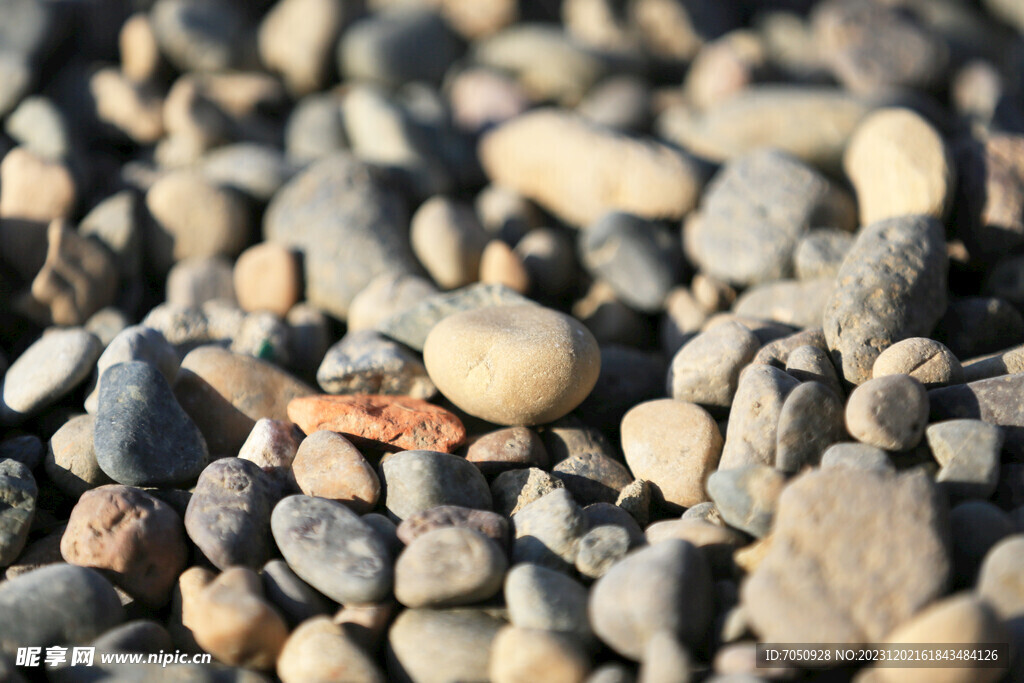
[{"left": 287, "top": 394, "right": 467, "bottom": 453}]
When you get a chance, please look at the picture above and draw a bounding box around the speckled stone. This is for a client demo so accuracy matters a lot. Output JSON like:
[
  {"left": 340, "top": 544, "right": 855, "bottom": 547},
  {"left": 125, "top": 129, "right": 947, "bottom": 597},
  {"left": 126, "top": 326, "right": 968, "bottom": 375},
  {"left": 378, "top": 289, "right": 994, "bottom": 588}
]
[
  {"left": 316, "top": 330, "right": 436, "bottom": 400},
  {"left": 0, "top": 460, "right": 36, "bottom": 567},
  {"left": 491, "top": 468, "right": 565, "bottom": 517},
  {"left": 719, "top": 364, "right": 800, "bottom": 469},
  {"left": 846, "top": 375, "right": 929, "bottom": 451},
  {"left": 424, "top": 304, "right": 601, "bottom": 426},
  {"left": 775, "top": 381, "right": 846, "bottom": 473},
  {"left": 271, "top": 494, "right": 392, "bottom": 605},
  {"left": 575, "top": 525, "right": 632, "bottom": 579},
  {"left": 872, "top": 337, "right": 963, "bottom": 388},
  {"left": 185, "top": 458, "right": 280, "bottom": 570},
  {"left": 394, "top": 527, "right": 507, "bottom": 608},
  {"left": 823, "top": 215, "right": 948, "bottom": 385},
  {"left": 381, "top": 450, "right": 492, "bottom": 521},
  {"left": 511, "top": 489, "right": 588, "bottom": 572}
]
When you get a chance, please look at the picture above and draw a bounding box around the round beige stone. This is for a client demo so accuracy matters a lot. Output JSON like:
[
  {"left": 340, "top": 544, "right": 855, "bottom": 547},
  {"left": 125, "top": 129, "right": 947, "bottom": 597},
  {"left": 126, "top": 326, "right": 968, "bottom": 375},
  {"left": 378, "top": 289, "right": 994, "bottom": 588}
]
[
  {"left": 411, "top": 196, "right": 488, "bottom": 290},
  {"left": 424, "top": 304, "right": 600, "bottom": 426},
  {"left": 846, "top": 374, "right": 929, "bottom": 451},
  {"left": 277, "top": 616, "right": 384, "bottom": 683},
  {"left": 394, "top": 526, "right": 507, "bottom": 608},
  {"left": 489, "top": 626, "right": 590, "bottom": 683},
  {"left": 621, "top": 399, "right": 723, "bottom": 510},
  {"left": 872, "top": 337, "right": 963, "bottom": 388},
  {"left": 233, "top": 242, "right": 302, "bottom": 317},
  {"left": 844, "top": 108, "right": 953, "bottom": 225},
  {"left": 479, "top": 239, "right": 530, "bottom": 294},
  {"left": 292, "top": 430, "right": 381, "bottom": 513}
]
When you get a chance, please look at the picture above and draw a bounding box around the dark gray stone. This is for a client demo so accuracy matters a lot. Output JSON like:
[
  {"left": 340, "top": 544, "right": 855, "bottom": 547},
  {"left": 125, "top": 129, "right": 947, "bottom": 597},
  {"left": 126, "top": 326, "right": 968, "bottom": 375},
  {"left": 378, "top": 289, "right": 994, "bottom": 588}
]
[
  {"left": 316, "top": 329, "right": 435, "bottom": 399},
  {"left": 263, "top": 153, "right": 417, "bottom": 319},
  {"left": 930, "top": 373, "right": 1024, "bottom": 458},
  {"left": 94, "top": 362, "right": 208, "bottom": 487},
  {"left": 376, "top": 282, "right": 532, "bottom": 351},
  {"left": 0, "top": 459, "right": 35, "bottom": 566},
  {"left": 185, "top": 458, "right": 280, "bottom": 570},
  {"left": 261, "top": 559, "right": 334, "bottom": 627},
  {"left": 590, "top": 540, "right": 713, "bottom": 660},
  {"left": 491, "top": 467, "right": 565, "bottom": 518},
  {"left": 0, "top": 564, "right": 123, "bottom": 656},
  {"left": 271, "top": 494, "right": 392, "bottom": 605},
  {"left": 511, "top": 489, "right": 588, "bottom": 572},
  {"left": 686, "top": 149, "right": 833, "bottom": 287},
  {"left": 776, "top": 381, "right": 846, "bottom": 472},
  {"left": 381, "top": 450, "right": 492, "bottom": 521},
  {"left": 0, "top": 435, "right": 43, "bottom": 470},
  {"left": 927, "top": 419, "right": 1003, "bottom": 501},
  {"left": 85, "top": 325, "right": 179, "bottom": 414},
  {"left": 339, "top": 9, "right": 462, "bottom": 87},
  {"left": 823, "top": 215, "right": 948, "bottom": 385},
  {"left": 578, "top": 345, "right": 666, "bottom": 438},
  {"left": 707, "top": 464, "right": 787, "bottom": 538},
  {"left": 580, "top": 213, "right": 683, "bottom": 312},
  {"left": 539, "top": 415, "right": 618, "bottom": 466}
]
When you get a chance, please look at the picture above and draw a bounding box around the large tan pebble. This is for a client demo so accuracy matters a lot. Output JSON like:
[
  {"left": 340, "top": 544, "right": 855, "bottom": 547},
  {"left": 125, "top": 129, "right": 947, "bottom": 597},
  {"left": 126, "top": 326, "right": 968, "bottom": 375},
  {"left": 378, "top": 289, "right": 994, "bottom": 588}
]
[
  {"left": 424, "top": 304, "right": 600, "bottom": 426},
  {"left": 844, "top": 108, "right": 953, "bottom": 225},
  {"left": 277, "top": 616, "right": 384, "bottom": 683},
  {"left": 489, "top": 626, "right": 590, "bottom": 683},
  {"left": 621, "top": 399, "right": 722, "bottom": 510},
  {"left": 191, "top": 567, "right": 289, "bottom": 670},
  {"left": 258, "top": 0, "right": 349, "bottom": 96},
  {"left": 872, "top": 337, "right": 963, "bottom": 388},
  {"left": 479, "top": 109, "right": 701, "bottom": 226},
  {"left": 233, "top": 242, "right": 302, "bottom": 317},
  {"left": 292, "top": 430, "right": 381, "bottom": 513}
]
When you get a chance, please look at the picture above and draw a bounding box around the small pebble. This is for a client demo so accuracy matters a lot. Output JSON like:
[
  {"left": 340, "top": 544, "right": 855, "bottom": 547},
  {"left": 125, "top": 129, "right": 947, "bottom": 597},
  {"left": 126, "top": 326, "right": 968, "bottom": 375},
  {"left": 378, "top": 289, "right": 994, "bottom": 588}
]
[
  {"left": 575, "top": 525, "right": 632, "bottom": 579},
  {"left": 0, "top": 460, "right": 36, "bottom": 567},
  {"left": 237, "top": 418, "right": 301, "bottom": 490},
  {"left": 292, "top": 430, "right": 380, "bottom": 512},
  {"left": 872, "top": 337, "right": 964, "bottom": 388},
  {"left": 775, "top": 381, "right": 845, "bottom": 472},
  {"left": 707, "top": 464, "right": 787, "bottom": 538},
  {"left": 511, "top": 488, "right": 588, "bottom": 572},
  {"left": 504, "top": 562, "right": 593, "bottom": 644},
  {"left": 784, "top": 344, "right": 843, "bottom": 398},
  {"left": 491, "top": 467, "right": 565, "bottom": 517},
  {"left": 927, "top": 419, "right": 1003, "bottom": 500},
  {"left": 845, "top": 374, "right": 929, "bottom": 451},
  {"left": 719, "top": 364, "right": 800, "bottom": 470},
  {"left": 464, "top": 426, "right": 548, "bottom": 478},
  {"left": 316, "top": 329, "right": 436, "bottom": 400},
  {"left": 396, "top": 505, "right": 508, "bottom": 549},
  {"left": 411, "top": 195, "right": 489, "bottom": 290},
  {"left": 667, "top": 322, "right": 761, "bottom": 414},
  {"left": 381, "top": 449, "right": 492, "bottom": 521},
  {"left": 233, "top": 242, "right": 302, "bottom": 317},
  {"left": 820, "top": 442, "right": 895, "bottom": 473},
  {"left": 277, "top": 616, "right": 384, "bottom": 683},
  {"left": 976, "top": 534, "right": 1024, "bottom": 619},
  {"left": 45, "top": 414, "right": 113, "bottom": 497},
  {"left": 84, "top": 325, "right": 179, "bottom": 414},
  {"left": 478, "top": 239, "right": 530, "bottom": 294},
  {"left": 394, "top": 526, "right": 507, "bottom": 608},
  {"left": 552, "top": 451, "right": 634, "bottom": 506},
  {"left": 490, "top": 626, "right": 591, "bottom": 683}
]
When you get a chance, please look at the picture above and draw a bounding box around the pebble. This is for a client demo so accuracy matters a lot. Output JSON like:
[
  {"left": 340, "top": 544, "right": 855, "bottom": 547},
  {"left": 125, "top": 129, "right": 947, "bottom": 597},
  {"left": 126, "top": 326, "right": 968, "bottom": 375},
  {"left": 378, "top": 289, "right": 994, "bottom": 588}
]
[
  {"left": 286, "top": 303, "right": 332, "bottom": 375},
  {"left": 615, "top": 479, "right": 652, "bottom": 527},
  {"left": 878, "top": 594, "right": 1006, "bottom": 683},
  {"left": 316, "top": 330, "right": 436, "bottom": 400},
  {"left": 94, "top": 361, "right": 209, "bottom": 486},
  {"left": 638, "top": 630, "right": 693, "bottom": 683},
  {"left": 290, "top": 430, "right": 379, "bottom": 512},
  {"left": 931, "top": 373, "right": 1024, "bottom": 459},
  {"left": 752, "top": 326, "right": 828, "bottom": 367},
  {"left": 511, "top": 488, "right": 588, "bottom": 572},
  {"left": 742, "top": 468, "right": 949, "bottom": 643},
  {"left": 0, "top": 460, "right": 36, "bottom": 567},
  {"left": 515, "top": 228, "right": 578, "bottom": 301},
  {"left": 0, "top": 435, "right": 44, "bottom": 471},
  {"left": 976, "top": 534, "right": 1024, "bottom": 619},
  {"left": 820, "top": 442, "right": 895, "bottom": 473},
  {"left": 667, "top": 321, "right": 761, "bottom": 414},
  {"left": 645, "top": 518, "right": 745, "bottom": 577},
  {"left": 844, "top": 108, "right": 953, "bottom": 225},
  {"left": 464, "top": 426, "right": 548, "bottom": 478},
  {"left": 685, "top": 149, "right": 833, "bottom": 287},
  {"left": 490, "top": 626, "right": 591, "bottom": 683},
  {"left": 237, "top": 418, "right": 301, "bottom": 490},
  {"left": 339, "top": 9, "right": 462, "bottom": 87},
  {"left": 334, "top": 600, "right": 397, "bottom": 653},
  {"left": 823, "top": 215, "right": 949, "bottom": 385},
  {"left": 0, "top": 148, "right": 75, "bottom": 222},
  {"left": 381, "top": 449, "right": 492, "bottom": 521},
  {"left": 264, "top": 153, "right": 417, "bottom": 319},
  {"left": 621, "top": 399, "right": 722, "bottom": 510},
  {"left": 271, "top": 494, "right": 393, "bottom": 605},
  {"left": 926, "top": 419, "right": 1002, "bottom": 501},
  {"left": 551, "top": 451, "right": 633, "bottom": 506},
  {"left": 175, "top": 346, "right": 315, "bottom": 457},
  {"left": 232, "top": 243, "right": 301, "bottom": 317},
  {"left": 775, "top": 381, "right": 846, "bottom": 472},
  {"left": 845, "top": 374, "right": 929, "bottom": 451},
  {"left": 277, "top": 616, "right": 384, "bottom": 683},
  {"left": 793, "top": 229, "right": 854, "bottom": 282},
  {"left": 577, "top": 75, "right": 651, "bottom": 132},
  {"left": 0, "top": 564, "right": 122, "bottom": 657},
  {"left": 949, "top": 501, "right": 1014, "bottom": 586},
  {"left": 707, "top": 464, "right": 787, "bottom": 538},
  {"left": 396, "top": 505, "right": 508, "bottom": 549},
  {"left": 185, "top": 458, "right": 280, "bottom": 570},
  {"left": 1, "top": 328, "right": 101, "bottom": 425},
  {"left": 145, "top": 170, "right": 250, "bottom": 272},
  {"left": 189, "top": 567, "right": 289, "bottom": 670},
  {"left": 410, "top": 195, "right": 488, "bottom": 290},
  {"left": 491, "top": 467, "right": 565, "bottom": 517},
  {"left": 812, "top": 0, "right": 947, "bottom": 94},
  {"left": 478, "top": 239, "right": 530, "bottom": 293},
  {"left": 166, "top": 256, "right": 236, "bottom": 308},
  {"left": 285, "top": 91, "right": 346, "bottom": 163},
  {"left": 376, "top": 281, "right": 531, "bottom": 351},
  {"left": 579, "top": 213, "right": 683, "bottom": 313},
  {"left": 719, "top": 365, "right": 800, "bottom": 469},
  {"left": 231, "top": 310, "right": 292, "bottom": 364},
  {"left": 575, "top": 525, "right": 633, "bottom": 579},
  {"left": 394, "top": 526, "right": 507, "bottom": 608},
  {"left": 479, "top": 109, "right": 701, "bottom": 227},
  {"left": 732, "top": 278, "right": 836, "bottom": 330},
  {"left": 387, "top": 607, "right": 505, "bottom": 683},
  {"left": 872, "top": 337, "right": 963, "bottom": 388},
  {"left": 784, "top": 344, "right": 843, "bottom": 397},
  {"left": 258, "top": 0, "right": 350, "bottom": 96},
  {"left": 85, "top": 324, "right": 179, "bottom": 414},
  {"left": 590, "top": 540, "right": 713, "bottom": 660},
  {"left": 424, "top": 304, "right": 601, "bottom": 426},
  {"left": 504, "top": 562, "right": 592, "bottom": 644},
  {"left": 46, "top": 416, "right": 114, "bottom": 504},
  {"left": 61, "top": 485, "right": 187, "bottom": 607}
]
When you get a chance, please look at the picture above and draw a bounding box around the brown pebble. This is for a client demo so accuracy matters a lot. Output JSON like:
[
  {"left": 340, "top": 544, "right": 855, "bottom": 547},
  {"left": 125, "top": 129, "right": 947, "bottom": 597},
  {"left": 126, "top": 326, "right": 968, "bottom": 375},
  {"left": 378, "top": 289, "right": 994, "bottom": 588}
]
[
  {"left": 292, "top": 430, "right": 381, "bottom": 513},
  {"left": 479, "top": 239, "right": 530, "bottom": 294},
  {"left": 464, "top": 426, "right": 548, "bottom": 477},
  {"left": 233, "top": 242, "right": 302, "bottom": 317},
  {"left": 396, "top": 505, "right": 509, "bottom": 548}
]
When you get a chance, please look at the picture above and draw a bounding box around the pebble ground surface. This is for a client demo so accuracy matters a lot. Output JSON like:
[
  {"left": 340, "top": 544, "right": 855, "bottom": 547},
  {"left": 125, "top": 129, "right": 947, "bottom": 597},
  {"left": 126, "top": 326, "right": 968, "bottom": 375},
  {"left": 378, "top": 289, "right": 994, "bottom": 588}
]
[{"left": 1, "top": 0, "right": 1024, "bottom": 682}]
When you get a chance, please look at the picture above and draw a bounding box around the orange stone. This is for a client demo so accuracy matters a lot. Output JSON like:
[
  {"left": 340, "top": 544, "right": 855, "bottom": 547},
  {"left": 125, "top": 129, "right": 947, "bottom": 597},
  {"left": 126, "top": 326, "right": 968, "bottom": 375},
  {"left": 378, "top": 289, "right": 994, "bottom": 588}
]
[{"left": 287, "top": 395, "right": 467, "bottom": 453}]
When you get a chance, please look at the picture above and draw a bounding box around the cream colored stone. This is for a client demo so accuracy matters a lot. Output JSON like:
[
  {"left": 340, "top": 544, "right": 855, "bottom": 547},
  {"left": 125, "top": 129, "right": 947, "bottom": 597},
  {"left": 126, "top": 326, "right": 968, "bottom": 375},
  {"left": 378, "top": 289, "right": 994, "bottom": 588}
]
[
  {"left": 278, "top": 616, "right": 384, "bottom": 683},
  {"left": 0, "top": 147, "right": 75, "bottom": 222}
]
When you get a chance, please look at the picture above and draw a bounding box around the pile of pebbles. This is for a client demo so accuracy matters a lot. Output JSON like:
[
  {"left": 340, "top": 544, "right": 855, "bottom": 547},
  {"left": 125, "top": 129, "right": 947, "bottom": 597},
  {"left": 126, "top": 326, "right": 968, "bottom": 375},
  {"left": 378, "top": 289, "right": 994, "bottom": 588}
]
[{"left": 2, "top": 0, "right": 1024, "bottom": 681}]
